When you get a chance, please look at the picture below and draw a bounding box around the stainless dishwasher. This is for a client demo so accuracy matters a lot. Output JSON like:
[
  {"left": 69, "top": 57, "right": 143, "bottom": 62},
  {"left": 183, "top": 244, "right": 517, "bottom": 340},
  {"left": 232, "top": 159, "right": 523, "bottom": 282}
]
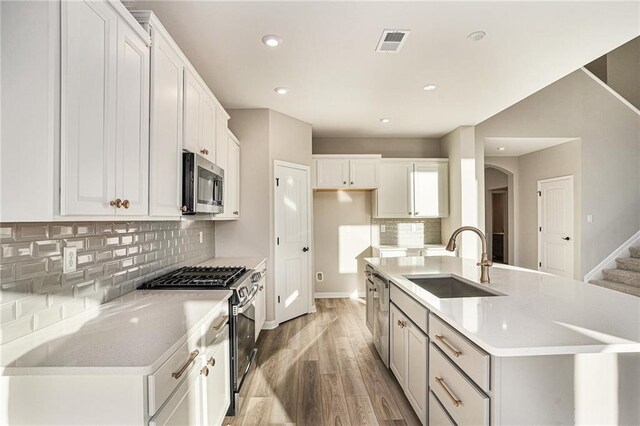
[{"left": 371, "top": 269, "right": 390, "bottom": 367}]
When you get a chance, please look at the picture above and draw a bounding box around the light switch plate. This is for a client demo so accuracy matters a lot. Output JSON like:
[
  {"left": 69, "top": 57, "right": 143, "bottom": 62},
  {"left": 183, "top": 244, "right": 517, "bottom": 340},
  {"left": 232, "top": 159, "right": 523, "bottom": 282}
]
[
  {"left": 381, "top": 225, "right": 386, "bottom": 232},
  {"left": 587, "top": 215, "right": 593, "bottom": 223},
  {"left": 63, "top": 247, "right": 77, "bottom": 273}
]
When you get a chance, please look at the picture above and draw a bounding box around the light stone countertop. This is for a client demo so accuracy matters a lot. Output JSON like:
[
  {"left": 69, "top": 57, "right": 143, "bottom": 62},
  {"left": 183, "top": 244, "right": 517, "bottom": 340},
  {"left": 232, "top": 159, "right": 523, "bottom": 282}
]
[
  {"left": 366, "top": 256, "right": 640, "bottom": 357},
  {"left": 0, "top": 257, "right": 267, "bottom": 376},
  {"left": 374, "top": 244, "right": 447, "bottom": 250}
]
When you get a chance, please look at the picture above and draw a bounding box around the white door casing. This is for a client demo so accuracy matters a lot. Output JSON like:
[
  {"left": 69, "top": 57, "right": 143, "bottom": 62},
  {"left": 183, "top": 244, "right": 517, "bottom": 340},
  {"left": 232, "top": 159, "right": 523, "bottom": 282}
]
[
  {"left": 538, "top": 175, "right": 574, "bottom": 278},
  {"left": 274, "top": 161, "right": 312, "bottom": 324}
]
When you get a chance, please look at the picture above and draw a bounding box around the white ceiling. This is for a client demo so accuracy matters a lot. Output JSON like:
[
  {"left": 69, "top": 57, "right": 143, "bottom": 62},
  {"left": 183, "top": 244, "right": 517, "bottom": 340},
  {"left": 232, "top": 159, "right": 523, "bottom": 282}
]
[
  {"left": 484, "top": 137, "right": 577, "bottom": 157},
  {"left": 132, "top": 1, "right": 640, "bottom": 138}
]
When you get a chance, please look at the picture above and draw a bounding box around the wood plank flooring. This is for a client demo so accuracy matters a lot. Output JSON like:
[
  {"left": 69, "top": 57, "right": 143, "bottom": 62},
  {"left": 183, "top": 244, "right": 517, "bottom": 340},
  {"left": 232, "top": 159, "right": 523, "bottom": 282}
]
[{"left": 224, "top": 298, "right": 421, "bottom": 426}]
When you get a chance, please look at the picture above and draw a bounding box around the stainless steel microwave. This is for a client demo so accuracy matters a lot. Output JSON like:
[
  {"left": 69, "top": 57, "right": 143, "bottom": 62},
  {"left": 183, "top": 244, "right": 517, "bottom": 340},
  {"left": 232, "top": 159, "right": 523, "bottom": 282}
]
[{"left": 182, "top": 152, "right": 224, "bottom": 215}]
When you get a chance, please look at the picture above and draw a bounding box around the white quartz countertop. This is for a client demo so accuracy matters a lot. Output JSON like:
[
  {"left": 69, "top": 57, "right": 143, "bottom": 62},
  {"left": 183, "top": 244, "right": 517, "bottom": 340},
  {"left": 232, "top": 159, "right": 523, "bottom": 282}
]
[
  {"left": 197, "top": 256, "right": 266, "bottom": 270},
  {"left": 366, "top": 256, "right": 640, "bottom": 357},
  {"left": 374, "top": 244, "right": 446, "bottom": 250}
]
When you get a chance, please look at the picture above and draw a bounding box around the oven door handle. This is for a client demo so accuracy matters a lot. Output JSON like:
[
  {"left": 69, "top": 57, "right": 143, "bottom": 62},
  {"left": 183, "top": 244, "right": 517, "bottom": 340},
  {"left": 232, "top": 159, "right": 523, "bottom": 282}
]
[{"left": 235, "top": 289, "right": 258, "bottom": 315}]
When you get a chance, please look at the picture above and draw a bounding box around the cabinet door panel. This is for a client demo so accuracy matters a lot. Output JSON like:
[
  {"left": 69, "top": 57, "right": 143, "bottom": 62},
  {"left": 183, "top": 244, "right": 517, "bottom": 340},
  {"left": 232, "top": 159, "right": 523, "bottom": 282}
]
[
  {"left": 61, "top": 0, "right": 117, "bottom": 215},
  {"left": 406, "top": 323, "right": 428, "bottom": 424},
  {"left": 201, "top": 94, "right": 216, "bottom": 163},
  {"left": 149, "top": 27, "right": 183, "bottom": 216},
  {"left": 228, "top": 138, "right": 240, "bottom": 217},
  {"left": 315, "top": 159, "right": 349, "bottom": 188},
  {"left": 183, "top": 69, "right": 202, "bottom": 154},
  {"left": 350, "top": 159, "right": 378, "bottom": 188},
  {"left": 215, "top": 108, "right": 228, "bottom": 167},
  {"left": 116, "top": 20, "right": 149, "bottom": 216},
  {"left": 390, "top": 303, "right": 407, "bottom": 386},
  {"left": 255, "top": 276, "right": 266, "bottom": 341},
  {"left": 375, "top": 162, "right": 413, "bottom": 218},
  {"left": 203, "top": 328, "right": 231, "bottom": 426},
  {"left": 414, "top": 162, "right": 449, "bottom": 218}
]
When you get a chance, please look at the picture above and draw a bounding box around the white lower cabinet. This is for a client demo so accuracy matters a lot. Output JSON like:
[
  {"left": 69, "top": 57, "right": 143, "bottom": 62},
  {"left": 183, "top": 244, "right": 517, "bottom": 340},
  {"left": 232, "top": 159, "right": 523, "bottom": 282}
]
[
  {"left": 201, "top": 325, "right": 231, "bottom": 426},
  {"left": 150, "top": 364, "right": 203, "bottom": 426},
  {"left": 389, "top": 302, "right": 427, "bottom": 425}
]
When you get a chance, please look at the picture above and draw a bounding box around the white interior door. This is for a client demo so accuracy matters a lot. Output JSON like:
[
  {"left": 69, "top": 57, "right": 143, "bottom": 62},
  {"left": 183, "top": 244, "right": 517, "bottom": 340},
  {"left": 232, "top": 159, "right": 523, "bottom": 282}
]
[
  {"left": 275, "top": 162, "right": 311, "bottom": 324},
  {"left": 538, "top": 176, "right": 574, "bottom": 278}
]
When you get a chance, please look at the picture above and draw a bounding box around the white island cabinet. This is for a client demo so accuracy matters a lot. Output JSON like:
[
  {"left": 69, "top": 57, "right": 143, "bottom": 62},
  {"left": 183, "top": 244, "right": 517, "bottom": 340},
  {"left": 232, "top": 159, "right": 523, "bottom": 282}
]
[
  {"left": 368, "top": 256, "right": 640, "bottom": 425},
  {"left": 0, "top": 291, "right": 232, "bottom": 426}
]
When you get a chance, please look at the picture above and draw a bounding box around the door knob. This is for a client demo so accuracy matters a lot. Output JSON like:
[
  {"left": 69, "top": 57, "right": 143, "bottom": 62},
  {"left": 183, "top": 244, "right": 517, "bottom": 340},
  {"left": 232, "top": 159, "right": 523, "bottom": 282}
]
[
  {"left": 562, "top": 236, "right": 571, "bottom": 241},
  {"left": 302, "top": 247, "right": 309, "bottom": 252}
]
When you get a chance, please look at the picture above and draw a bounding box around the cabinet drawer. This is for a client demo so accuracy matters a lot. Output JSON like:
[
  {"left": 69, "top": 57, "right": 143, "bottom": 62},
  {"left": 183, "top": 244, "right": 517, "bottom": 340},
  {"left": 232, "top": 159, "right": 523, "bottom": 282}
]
[
  {"left": 429, "top": 391, "right": 456, "bottom": 426},
  {"left": 429, "top": 313, "right": 490, "bottom": 391},
  {"left": 148, "top": 339, "right": 202, "bottom": 416},
  {"left": 390, "top": 284, "right": 428, "bottom": 333},
  {"left": 202, "top": 304, "right": 229, "bottom": 347},
  {"left": 429, "top": 344, "right": 489, "bottom": 426}
]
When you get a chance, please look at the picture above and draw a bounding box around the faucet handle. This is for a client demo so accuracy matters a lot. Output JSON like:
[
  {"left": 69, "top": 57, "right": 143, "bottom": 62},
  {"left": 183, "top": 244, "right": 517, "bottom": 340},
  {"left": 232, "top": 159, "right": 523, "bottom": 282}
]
[{"left": 477, "top": 259, "right": 493, "bottom": 267}]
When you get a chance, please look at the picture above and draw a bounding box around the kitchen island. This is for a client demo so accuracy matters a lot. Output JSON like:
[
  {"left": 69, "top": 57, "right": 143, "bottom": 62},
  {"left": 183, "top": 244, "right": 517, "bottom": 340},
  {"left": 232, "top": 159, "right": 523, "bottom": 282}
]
[{"left": 366, "top": 255, "right": 640, "bottom": 425}]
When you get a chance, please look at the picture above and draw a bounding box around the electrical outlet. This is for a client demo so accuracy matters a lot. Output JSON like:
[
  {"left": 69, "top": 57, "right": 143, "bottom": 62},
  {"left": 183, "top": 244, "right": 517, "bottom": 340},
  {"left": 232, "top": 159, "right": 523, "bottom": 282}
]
[
  {"left": 63, "top": 247, "right": 77, "bottom": 273},
  {"left": 587, "top": 215, "right": 593, "bottom": 223},
  {"left": 199, "top": 231, "right": 204, "bottom": 243},
  {"left": 381, "top": 225, "right": 386, "bottom": 233}
]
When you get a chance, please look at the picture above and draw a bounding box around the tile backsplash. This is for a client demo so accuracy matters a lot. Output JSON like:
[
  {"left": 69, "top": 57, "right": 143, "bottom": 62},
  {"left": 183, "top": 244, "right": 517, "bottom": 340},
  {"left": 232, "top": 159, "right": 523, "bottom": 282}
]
[
  {"left": 373, "top": 218, "right": 441, "bottom": 247},
  {"left": 0, "top": 220, "right": 215, "bottom": 345}
]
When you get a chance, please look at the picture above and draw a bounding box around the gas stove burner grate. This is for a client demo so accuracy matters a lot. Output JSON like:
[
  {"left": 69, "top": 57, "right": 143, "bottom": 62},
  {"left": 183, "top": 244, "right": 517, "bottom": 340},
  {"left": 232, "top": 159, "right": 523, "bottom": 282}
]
[{"left": 138, "top": 266, "right": 248, "bottom": 289}]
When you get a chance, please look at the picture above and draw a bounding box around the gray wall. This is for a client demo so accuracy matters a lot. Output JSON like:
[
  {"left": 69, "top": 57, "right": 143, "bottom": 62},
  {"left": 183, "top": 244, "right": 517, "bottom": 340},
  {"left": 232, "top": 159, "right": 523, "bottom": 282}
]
[
  {"left": 607, "top": 37, "right": 640, "bottom": 110},
  {"left": 0, "top": 220, "right": 215, "bottom": 344},
  {"left": 476, "top": 69, "right": 640, "bottom": 277},
  {"left": 217, "top": 108, "right": 312, "bottom": 324},
  {"left": 313, "top": 137, "right": 442, "bottom": 158},
  {"left": 518, "top": 141, "right": 582, "bottom": 277}
]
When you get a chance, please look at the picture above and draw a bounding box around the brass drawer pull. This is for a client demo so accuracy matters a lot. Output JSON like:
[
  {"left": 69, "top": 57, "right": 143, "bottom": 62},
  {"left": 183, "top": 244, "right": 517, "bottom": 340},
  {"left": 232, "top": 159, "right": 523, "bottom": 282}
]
[
  {"left": 110, "top": 198, "right": 122, "bottom": 208},
  {"left": 172, "top": 349, "right": 199, "bottom": 379},
  {"left": 397, "top": 319, "right": 407, "bottom": 328},
  {"left": 435, "top": 376, "right": 462, "bottom": 407},
  {"left": 435, "top": 334, "right": 462, "bottom": 357},
  {"left": 212, "top": 315, "right": 229, "bottom": 332}
]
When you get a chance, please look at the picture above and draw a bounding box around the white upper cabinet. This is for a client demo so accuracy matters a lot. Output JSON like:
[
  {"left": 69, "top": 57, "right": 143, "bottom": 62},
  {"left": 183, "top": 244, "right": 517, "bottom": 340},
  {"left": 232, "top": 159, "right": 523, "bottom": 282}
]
[
  {"left": 61, "top": 0, "right": 118, "bottom": 215},
  {"left": 115, "top": 19, "right": 150, "bottom": 216},
  {"left": 350, "top": 159, "right": 379, "bottom": 188},
  {"left": 313, "top": 155, "right": 380, "bottom": 189},
  {"left": 215, "top": 107, "right": 230, "bottom": 167},
  {"left": 61, "top": 0, "right": 150, "bottom": 216},
  {"left": 215, "top": 131, "right": 240, "bottom": 220},
  {"left": 200, "top": 92, "right": 217, "bottom": 163},
  {"left": 374, "top": 159, "right": 449, "bottom": 218},
  {"left": 183, "top": 69, "right": 204, "bottom": 156},
  {"left": 413, "top": 161, "right": 449, "bottom": 218},
  {"left": 315, "top": 158, "right": 349, "bottom": 188},
  {"left": 144, "top": 15, "right": 184, "bottom": 217},
  {"left": 375, "top": 161, "right": 413, "bottom": 218}
]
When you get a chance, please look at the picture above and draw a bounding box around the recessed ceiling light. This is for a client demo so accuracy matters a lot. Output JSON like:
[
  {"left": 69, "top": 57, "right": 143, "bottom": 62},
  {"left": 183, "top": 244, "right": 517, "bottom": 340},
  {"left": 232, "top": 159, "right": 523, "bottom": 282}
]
[
  {"left": 423, "top": 84, "right": 437, "bottom": 91},
  {"left": 380, "top": 118, "right": 391, "bottom": 123},
  {"left": 274, "top": 87, "right": 289, "bottom": 95},
  {"left": 497, "top": 147, "right": 506, "bottom": 151},
  {"left": 261, "top": 34, "right": 282, "bottom": 47},
  {"left": 467, "top": 31, "right": 486, "bottom": 42}
]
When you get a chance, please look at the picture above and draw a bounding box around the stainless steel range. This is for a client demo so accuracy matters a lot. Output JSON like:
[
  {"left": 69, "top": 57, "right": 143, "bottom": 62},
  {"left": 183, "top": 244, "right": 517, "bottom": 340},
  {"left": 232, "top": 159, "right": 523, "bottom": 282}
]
[{"left": 138, "top": 265, "right": 263, "bottom": 416}]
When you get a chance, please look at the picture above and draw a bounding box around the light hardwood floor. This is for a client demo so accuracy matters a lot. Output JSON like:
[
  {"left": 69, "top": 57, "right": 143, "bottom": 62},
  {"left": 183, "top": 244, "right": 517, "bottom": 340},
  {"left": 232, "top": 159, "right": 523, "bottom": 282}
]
[{"left": 224, "top": 298, "right": 421, "bottom": 426}]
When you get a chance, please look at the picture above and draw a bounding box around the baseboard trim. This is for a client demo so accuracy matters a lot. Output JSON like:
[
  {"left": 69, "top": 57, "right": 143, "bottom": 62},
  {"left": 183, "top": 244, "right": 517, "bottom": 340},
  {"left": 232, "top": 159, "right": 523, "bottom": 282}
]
[
  {"left": 584, "top": 230, "right": 640, "bottom": 282},
  {"left": 262, "top": 320, "right": 279, "bottom": 330},
  {"left": 314, "top": 291, "right": 365, "bottom": 299}
]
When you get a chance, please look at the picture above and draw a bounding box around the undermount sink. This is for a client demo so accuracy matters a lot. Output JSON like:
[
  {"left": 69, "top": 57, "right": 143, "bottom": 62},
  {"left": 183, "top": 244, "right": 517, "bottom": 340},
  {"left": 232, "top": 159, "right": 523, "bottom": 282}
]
[{"left": 404, "top": 275, "right": 503, "bottom": 298}]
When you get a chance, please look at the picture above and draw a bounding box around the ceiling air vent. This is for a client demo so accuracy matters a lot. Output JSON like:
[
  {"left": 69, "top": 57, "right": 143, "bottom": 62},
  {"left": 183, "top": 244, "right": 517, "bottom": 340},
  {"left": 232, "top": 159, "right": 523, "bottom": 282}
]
[{"left": 376, "top": 29, "right": 410, "bottom": 53}]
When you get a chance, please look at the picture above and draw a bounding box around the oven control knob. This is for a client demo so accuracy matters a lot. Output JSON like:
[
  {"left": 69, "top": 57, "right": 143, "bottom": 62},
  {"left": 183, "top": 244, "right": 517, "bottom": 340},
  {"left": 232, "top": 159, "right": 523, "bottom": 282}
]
[{"left": 238, "top": 288, "right": 246, "bottom": 298}]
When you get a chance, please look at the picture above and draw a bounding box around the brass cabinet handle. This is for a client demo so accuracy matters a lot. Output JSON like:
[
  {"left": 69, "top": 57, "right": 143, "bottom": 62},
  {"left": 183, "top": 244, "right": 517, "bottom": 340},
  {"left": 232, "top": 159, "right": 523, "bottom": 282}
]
[
  {"left": 343, "top": 181, "right": 347, "bottom": 185},
  {"left": 110, "top": 198, "right": 122, "bottom": 208},
  {"left": 233, "top": 211, "right": 239, "bottom": 215},
  {"left": 435, "top": 377, "right": 462, "bottom": 407},
  {"left": 207, "top": 357, "right": 216, "bottom": 367},
  {"left": 212, "top": 315, "right": 229, "bottom": 332},
  {"left": 122, "top": 199, "right": 130, "bottom": 209},
  {"left": 200, "top": 366, "right": 209, "bottom": 377},
  {"left": 180, "top": 205, "right": 188, "bottom": 212},
  {"left": 397, "top": 319, "right": 407, "bottom": 328},
  {"left": 259, "top": 285, "right": 264, "bottom": 291},
  {"left": 415, "top": 211, "right": 420, "bottom": 215},
  {"left": 350, "top": 181, "right": 354, "bottom": 185},
  {"left": 171, "top": 349, "right": 199, "bottom": 379},
  {"left": 200, "top": 148, "right": 207, "bottom": 155},
  {"left": 435, "top": 335, "right": 462, "bottom": 357}
]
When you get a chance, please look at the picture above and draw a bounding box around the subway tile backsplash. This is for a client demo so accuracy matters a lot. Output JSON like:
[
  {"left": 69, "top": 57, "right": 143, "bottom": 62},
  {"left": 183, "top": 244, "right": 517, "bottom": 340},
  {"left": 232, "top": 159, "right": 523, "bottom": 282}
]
[
  {"left": 0, "top": 220, "right": 215, "bottom": 344},
  {"left": 373, "top": 218, "right": 441, "bottom": 246}
]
